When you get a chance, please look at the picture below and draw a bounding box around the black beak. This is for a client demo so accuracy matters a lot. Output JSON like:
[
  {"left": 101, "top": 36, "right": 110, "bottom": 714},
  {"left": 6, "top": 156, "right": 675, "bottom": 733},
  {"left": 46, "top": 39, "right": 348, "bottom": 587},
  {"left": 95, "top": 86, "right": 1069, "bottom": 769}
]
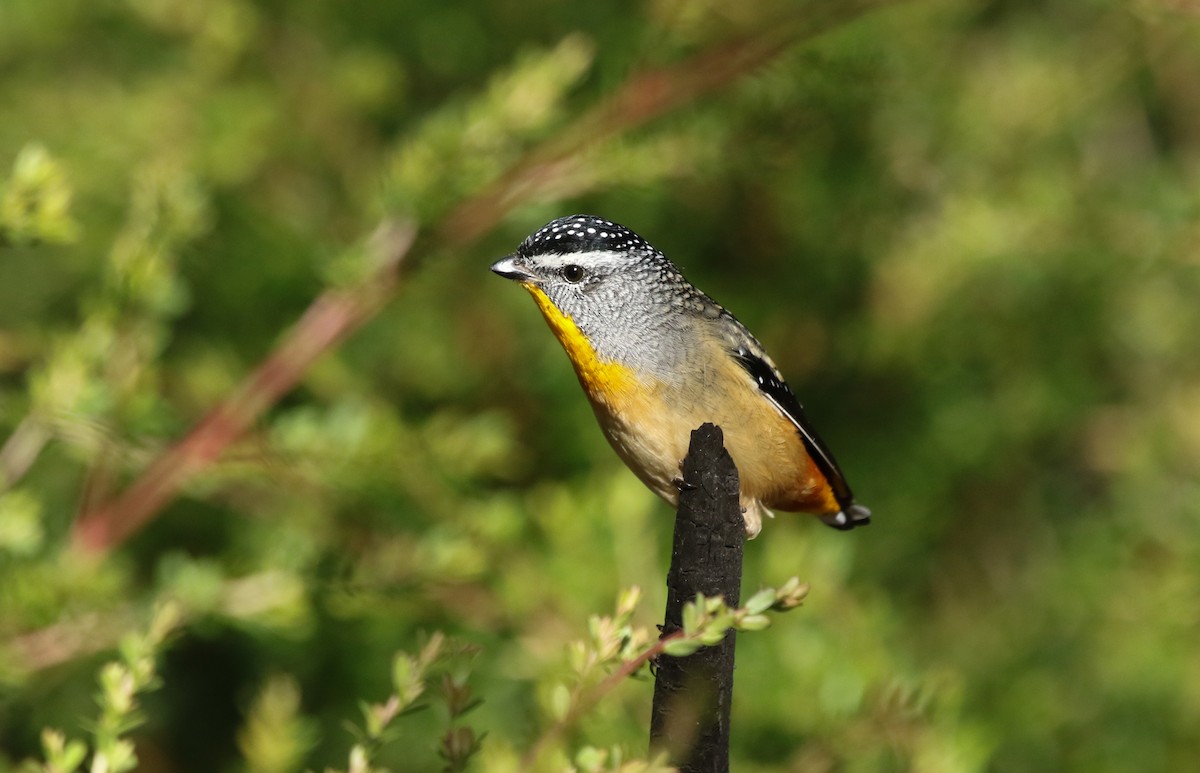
[{"left": 490, "top": 255, "right": 536, "bottom": 282}]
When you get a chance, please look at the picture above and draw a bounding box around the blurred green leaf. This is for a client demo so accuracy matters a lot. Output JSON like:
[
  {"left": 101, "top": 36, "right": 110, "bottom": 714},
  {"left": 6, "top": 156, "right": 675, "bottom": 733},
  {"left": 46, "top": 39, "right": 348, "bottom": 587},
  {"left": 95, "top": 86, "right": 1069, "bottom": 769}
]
[
  {"left": 2, "top": 1, "right": 1200, "bottom": 771},
  {"left": 0, "top": 144, "right": 78, "bottom": 246}
]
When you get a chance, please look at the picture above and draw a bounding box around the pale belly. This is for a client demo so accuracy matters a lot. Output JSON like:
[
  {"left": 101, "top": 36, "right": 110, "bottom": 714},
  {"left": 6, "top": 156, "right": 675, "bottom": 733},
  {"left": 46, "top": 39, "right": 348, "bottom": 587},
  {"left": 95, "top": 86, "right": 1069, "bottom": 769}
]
[{"left": 585, "top": 373, "right": 827, "bottom": 516}]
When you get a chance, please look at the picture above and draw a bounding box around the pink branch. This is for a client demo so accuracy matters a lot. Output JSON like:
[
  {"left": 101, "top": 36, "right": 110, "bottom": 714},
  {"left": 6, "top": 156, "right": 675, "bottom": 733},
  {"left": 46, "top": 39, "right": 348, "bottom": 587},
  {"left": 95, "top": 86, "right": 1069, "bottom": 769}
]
[{"left": 70, "top": 223, "right": 415, "bottom": 553}]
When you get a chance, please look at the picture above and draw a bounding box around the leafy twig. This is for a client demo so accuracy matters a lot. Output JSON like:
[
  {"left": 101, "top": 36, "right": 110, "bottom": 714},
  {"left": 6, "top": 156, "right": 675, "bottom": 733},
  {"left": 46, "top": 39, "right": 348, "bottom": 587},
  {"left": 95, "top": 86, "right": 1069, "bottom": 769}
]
[
  {"left": 27, "top": 603, "right": 181, "bottom": 773},
  {"left": 328, "top": 633, "right": 449, "bottom": 773},
  {"left": 522, "top": 579, "right": 810, "bottom": 770}
]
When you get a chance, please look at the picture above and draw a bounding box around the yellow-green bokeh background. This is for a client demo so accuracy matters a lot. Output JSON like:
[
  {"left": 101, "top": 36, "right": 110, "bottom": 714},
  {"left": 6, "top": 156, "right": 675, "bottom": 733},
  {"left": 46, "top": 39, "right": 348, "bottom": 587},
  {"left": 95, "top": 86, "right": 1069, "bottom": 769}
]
[{"left": 2, "top": 0, "right": 1199, "bottom": 770}]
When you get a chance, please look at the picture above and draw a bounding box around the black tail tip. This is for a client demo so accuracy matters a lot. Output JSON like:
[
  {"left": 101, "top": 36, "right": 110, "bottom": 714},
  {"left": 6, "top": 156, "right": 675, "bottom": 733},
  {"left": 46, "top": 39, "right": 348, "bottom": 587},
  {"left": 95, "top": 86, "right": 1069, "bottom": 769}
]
[{"left": 820, "top": 504, "right": 872, "bottom": 531}]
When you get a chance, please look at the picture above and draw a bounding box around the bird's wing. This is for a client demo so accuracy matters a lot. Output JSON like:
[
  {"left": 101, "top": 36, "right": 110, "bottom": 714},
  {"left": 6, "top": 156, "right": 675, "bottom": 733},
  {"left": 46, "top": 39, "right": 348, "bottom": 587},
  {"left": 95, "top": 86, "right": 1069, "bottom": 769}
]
[{"left": 725, "top": 335, "right": 858, "bottom": 510}]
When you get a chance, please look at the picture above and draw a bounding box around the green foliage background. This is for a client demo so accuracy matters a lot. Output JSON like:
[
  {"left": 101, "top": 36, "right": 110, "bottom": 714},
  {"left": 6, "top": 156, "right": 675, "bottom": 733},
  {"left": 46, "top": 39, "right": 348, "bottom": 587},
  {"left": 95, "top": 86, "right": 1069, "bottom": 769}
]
[{"left": 2, "top": 0, "right": 1199, "bottom": 770}]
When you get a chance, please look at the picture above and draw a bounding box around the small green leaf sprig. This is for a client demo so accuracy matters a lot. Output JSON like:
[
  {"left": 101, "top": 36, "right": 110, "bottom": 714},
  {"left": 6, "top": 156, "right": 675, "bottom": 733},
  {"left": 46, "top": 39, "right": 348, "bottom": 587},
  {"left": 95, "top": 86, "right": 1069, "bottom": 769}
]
[
  {"left": 31, "top": 603, "right": 181, "bottom": 773},
  {"left": 524, "top": 577, "right": 810, "bottom": 771},
  {"left": 330, "top": 633, "right": 485, "bottom": 773},
  {"left": 662, "top": 577, "right": 810, "bottom": 658}
]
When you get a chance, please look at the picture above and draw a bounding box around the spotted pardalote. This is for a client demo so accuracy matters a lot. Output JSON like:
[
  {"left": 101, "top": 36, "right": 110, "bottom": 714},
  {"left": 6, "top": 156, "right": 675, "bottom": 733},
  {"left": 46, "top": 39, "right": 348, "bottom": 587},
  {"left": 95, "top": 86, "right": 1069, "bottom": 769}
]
[{"left": 491, "top": 214, "right": 870, "bottom": 537}]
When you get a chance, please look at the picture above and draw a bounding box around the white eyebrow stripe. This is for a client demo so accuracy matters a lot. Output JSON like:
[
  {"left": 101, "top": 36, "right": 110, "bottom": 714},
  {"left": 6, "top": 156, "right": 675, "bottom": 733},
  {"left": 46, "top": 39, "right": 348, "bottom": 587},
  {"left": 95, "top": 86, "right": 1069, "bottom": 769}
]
[{"left": 531, "top": 250, "right": 625, "bottom": 269}]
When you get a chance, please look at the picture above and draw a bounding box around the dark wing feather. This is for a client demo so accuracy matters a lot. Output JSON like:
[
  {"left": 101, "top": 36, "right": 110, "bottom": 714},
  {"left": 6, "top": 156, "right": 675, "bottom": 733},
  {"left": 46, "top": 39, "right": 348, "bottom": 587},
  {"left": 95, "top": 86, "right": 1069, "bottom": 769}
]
[{"left": 729, "top": 345, "right": 859, "bottom": 510}]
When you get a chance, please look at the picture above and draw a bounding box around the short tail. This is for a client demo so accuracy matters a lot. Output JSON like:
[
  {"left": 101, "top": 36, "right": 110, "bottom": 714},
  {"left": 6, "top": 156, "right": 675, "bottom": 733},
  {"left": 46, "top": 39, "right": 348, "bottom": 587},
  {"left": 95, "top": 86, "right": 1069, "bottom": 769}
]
[{"left": 819, "top": 503, "right": 872, "bottom": 531}]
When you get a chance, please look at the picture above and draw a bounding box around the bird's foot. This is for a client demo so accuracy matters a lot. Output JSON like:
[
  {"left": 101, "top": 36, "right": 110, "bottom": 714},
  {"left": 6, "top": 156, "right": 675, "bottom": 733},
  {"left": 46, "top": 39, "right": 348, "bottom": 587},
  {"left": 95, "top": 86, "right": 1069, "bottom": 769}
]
[{"left": 672, "top": 476, "right": 697, "bottom": 493}]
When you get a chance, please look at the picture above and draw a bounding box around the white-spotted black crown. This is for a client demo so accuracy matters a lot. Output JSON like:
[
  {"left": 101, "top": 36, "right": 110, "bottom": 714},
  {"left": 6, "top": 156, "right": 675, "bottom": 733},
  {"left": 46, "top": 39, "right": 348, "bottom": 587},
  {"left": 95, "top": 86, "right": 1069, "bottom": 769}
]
[
  {"left": 517, "top": 214, "right": 656, "bottom": 257},
  {"left": 516, "top": 214, "right": 728, "bottom": 316}
]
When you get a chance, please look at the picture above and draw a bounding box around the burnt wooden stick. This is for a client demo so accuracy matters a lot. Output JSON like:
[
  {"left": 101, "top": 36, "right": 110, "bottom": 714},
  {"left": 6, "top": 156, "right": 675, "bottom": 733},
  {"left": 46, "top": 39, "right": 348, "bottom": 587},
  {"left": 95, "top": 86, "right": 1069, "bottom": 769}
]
[{"left": 649, "top": 422, "right": 746, "bottom": 772}]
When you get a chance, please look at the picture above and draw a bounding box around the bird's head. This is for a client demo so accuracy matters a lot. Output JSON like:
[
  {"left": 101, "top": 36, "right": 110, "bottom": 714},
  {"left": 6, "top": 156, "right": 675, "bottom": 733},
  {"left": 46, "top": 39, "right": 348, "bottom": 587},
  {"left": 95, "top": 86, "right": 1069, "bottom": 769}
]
[
  {"left": 493, "top": 214, "right": 669, "bottom": 313},
  {"left": 494, "top": 213, "right": 734, "bottom": 380}
]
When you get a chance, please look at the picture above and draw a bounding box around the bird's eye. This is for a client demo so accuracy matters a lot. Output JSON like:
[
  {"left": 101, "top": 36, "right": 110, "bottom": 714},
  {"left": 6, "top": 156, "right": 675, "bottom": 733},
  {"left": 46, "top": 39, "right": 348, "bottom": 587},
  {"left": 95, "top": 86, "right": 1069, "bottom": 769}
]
[{"left": 562, "top": 264, "right": 586, "bottom": 283}]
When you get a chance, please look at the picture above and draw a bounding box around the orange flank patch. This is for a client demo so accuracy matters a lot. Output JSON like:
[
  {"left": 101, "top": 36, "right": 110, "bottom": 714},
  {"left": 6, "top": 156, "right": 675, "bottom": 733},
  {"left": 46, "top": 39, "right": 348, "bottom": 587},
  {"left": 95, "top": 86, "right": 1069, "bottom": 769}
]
[
  {"left": 801, "top": 454, "right": 844, "bottom": 515},
  {"left": 745, "top": 414, "right": 843, "bottom": 517},
  {"left": 523, "top": 285, "right": 637, "bottom": 402}
]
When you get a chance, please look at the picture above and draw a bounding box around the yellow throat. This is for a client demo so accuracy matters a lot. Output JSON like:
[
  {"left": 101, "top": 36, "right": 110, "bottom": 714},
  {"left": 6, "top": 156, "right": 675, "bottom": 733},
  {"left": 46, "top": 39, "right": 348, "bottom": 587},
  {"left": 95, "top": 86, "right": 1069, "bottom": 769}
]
[{"left": 523, "top": 284, "right": 636, "bottom": 401}]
